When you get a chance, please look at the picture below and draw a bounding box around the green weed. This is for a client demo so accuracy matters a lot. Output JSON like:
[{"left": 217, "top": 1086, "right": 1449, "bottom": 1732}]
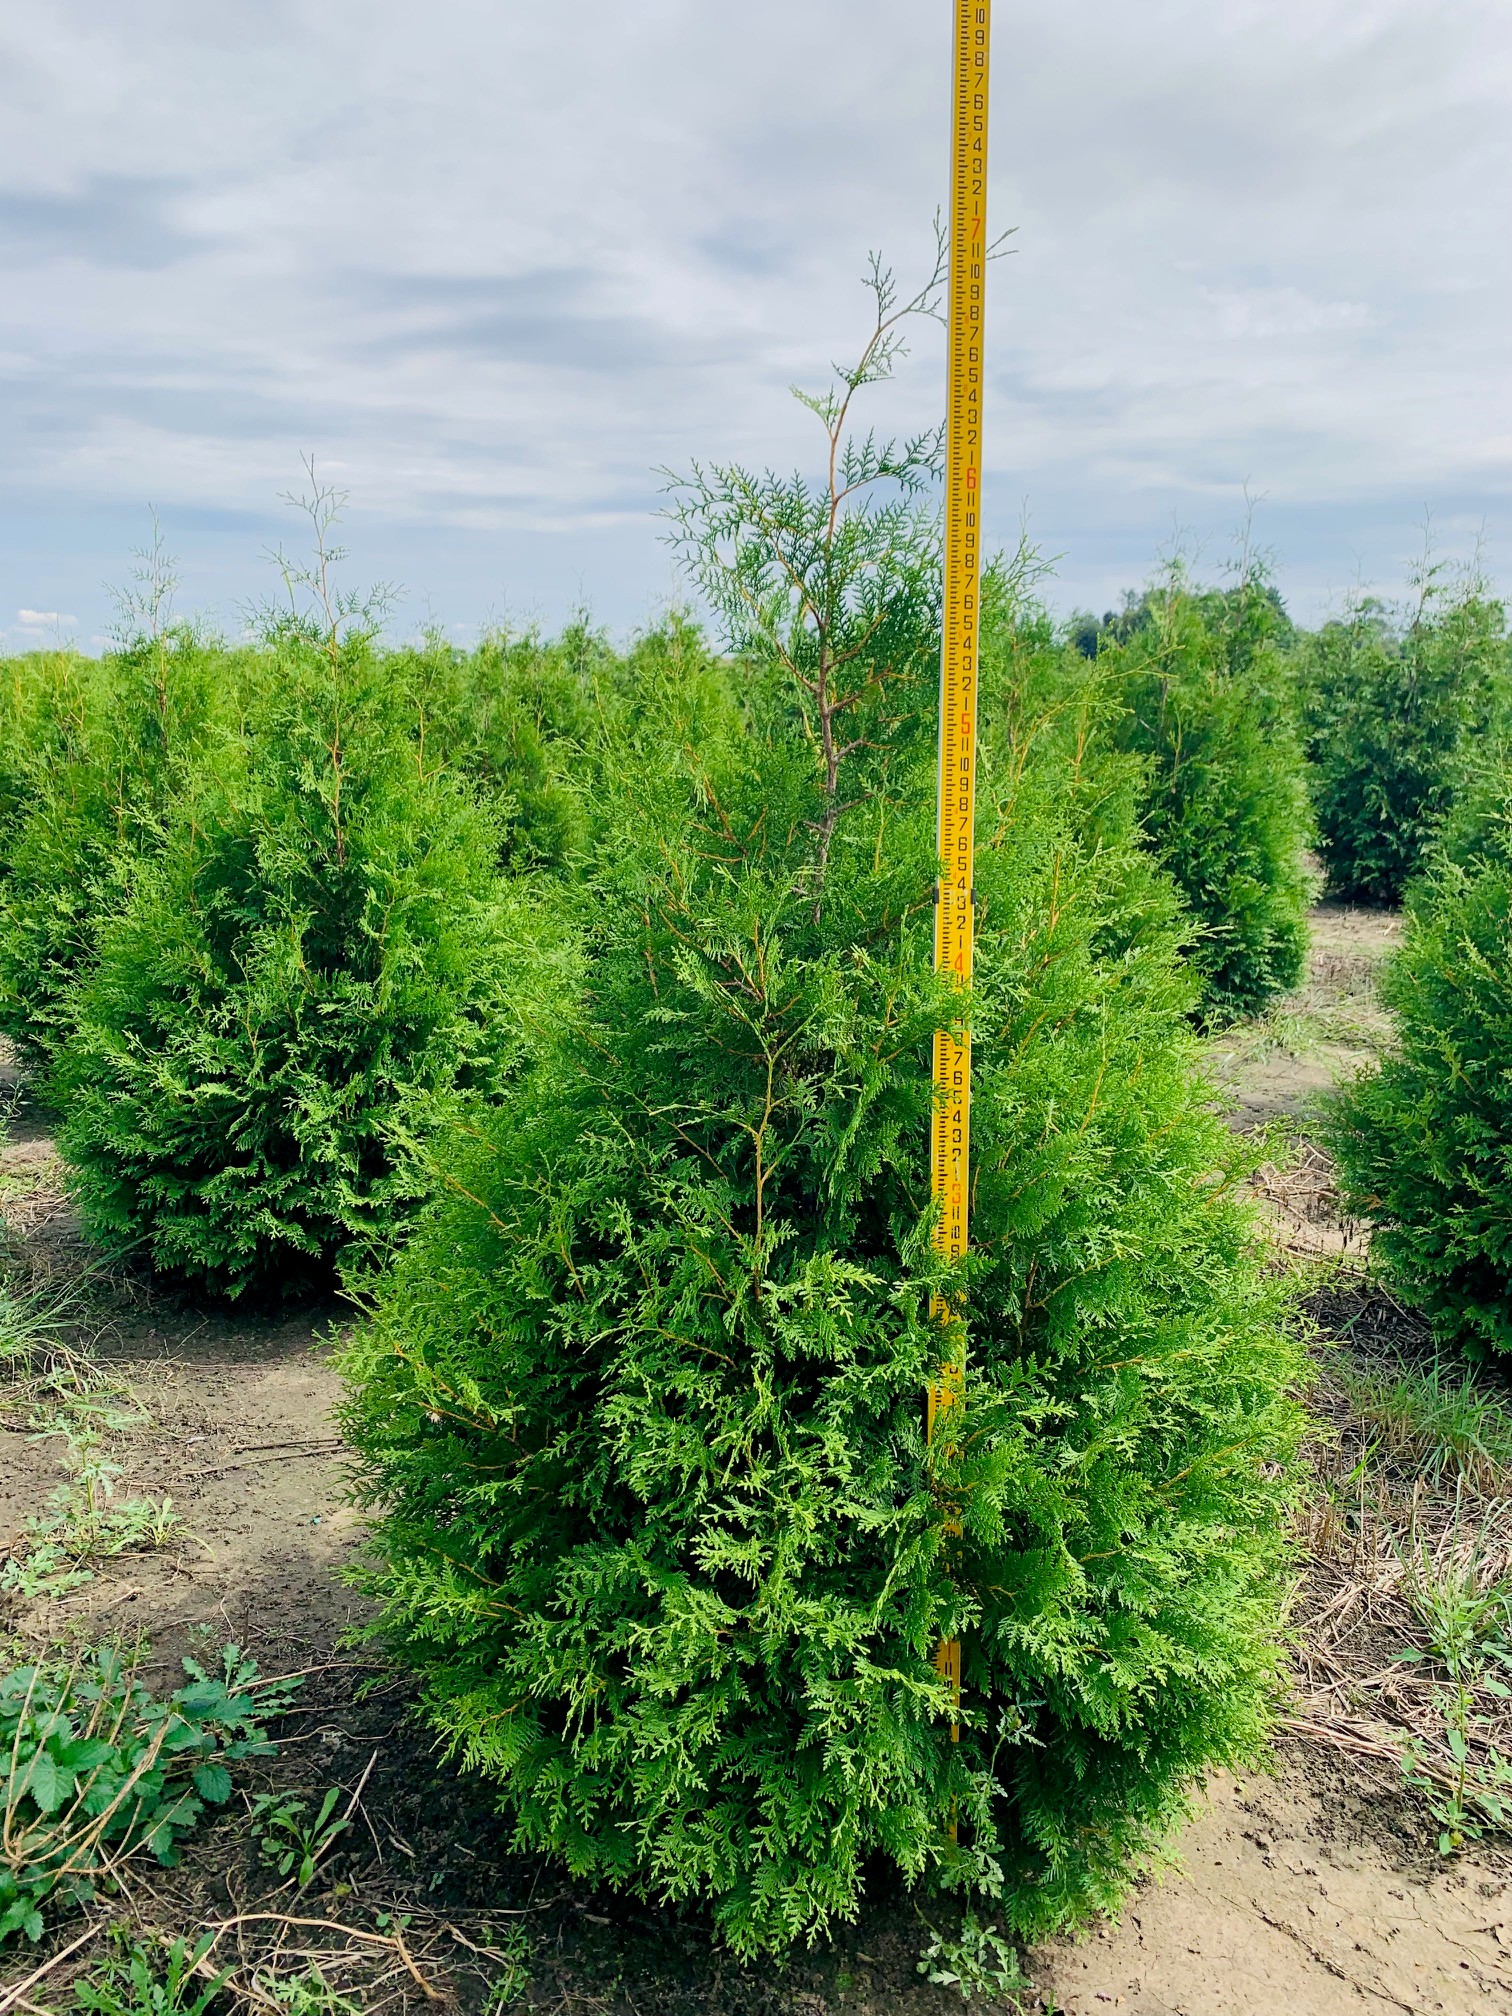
[
  {"left": 3, "top": 1401, "right": 180, "bottom": 1597},
  {"left": 247, "top": 1786, "right": 350, "bottom": 1891},
  {"left": 480, "top": 1925, "right": 535, "bottom": 2012},
  {"left": 0, "top": 1292, "right": 181, "bottom": 1595},
  {"left": 1346, "top": 1358, "right": 1512, "bottom": 1488},
  {"left": 246, "top": 1968, "right": 359, "bottom": 2016},
  {"left": 73, "top": 1932, "right": 227, "bottom": 2016},
  {"left": 0, "top": 1644, "right": 298, "bottom": 1945},
  {"left": 1393, "top": 1497, "right": 1512, "bottom": 1852},
  {"left": 916, "top": 1912, "right": 1031, "bottom": 2005}
]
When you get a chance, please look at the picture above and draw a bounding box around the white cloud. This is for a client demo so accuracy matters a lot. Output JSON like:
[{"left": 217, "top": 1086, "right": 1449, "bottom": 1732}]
[
  {"left": 0, "top": 0, "right": 1508, "bottom": 632},
  {"left": 1202, "top": 288, "right": 1375, "bottom": 343},
  {"left": 16, "top": 609, "right": 77, "bottom": 627}
]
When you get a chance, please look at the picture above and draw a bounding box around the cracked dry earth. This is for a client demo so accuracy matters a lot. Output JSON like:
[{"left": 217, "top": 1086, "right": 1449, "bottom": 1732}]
[
  {"left": 1031, "top": 1765, "right": 1511, "bottom": 2013},
  {"left": 4, "top": 910, "right": 1512, "bottom": 2015}
]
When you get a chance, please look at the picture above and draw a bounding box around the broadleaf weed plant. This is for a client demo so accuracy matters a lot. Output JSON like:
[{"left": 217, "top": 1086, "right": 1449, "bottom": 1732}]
[
  {"left": 479, "top": 1925, "right": 535, "bottom": 2013},
  {"left": 247, "top": 1785, "right": 350, "bottom": 1891},
  {"left": 1, "top": 1295, "right": 179, "bottom": 1597},
  {"left": 0, "top": 1644, "right": 298, "bottom": 1945},
  {"left": 916, "top": 1910, "right": 1031, "bottom": 2005},
  {"left": 73, "top": 1930, "right": 229, "bottom": 2016}
]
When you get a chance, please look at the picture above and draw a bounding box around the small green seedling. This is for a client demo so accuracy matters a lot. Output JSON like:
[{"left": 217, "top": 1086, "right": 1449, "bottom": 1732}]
[
  {"left": 248, "top": 1787, "right": 350, "bottom": 1890},
  {"left": 1, "top": 1644, "right": 298, "bottom": 1946},
  {"left": 73, "top": 1932, "right": 227, "bottom": 2016},
  {"left": 248, "top": 1967, "right": 359, "bottom": 2016},
  {"left": 917, "top": 1912, "right": 1030, "bottom": 2004},
  {"left": 481, "top": 1924, "right": 534, "bottom": 2011}
]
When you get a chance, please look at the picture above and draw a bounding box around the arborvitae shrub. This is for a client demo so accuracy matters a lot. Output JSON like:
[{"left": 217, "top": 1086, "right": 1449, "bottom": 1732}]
[
  {"left": 0, "top": 632, "right": 235, "bottom": 1062},
  {"left": 978, "top": 552, "right": 1146, "bottom": 859},
  {"left": 384, "top": 623, "right": 601, "bottom": 870},
  {"left": 341, "top": 285, "right": 1305, "bottom": 1955},
  {"left": 0, "top": 652, "right": 94, "bottom": 884},
  {"left": 385, "top": 615, "right": 739, "bottom": 872},
  {"left": 1301, "top": 571, "right": 1508, "bottom": 904},
  {"left": 52, "top": 634, "right": 540, "bottom": 1300},
  {"left": 1325, "top": 840, "right": 1512, "bottom": 1354},
  {"left": 1089, "top": 564, "right": 1312, "bottom": 1022}
]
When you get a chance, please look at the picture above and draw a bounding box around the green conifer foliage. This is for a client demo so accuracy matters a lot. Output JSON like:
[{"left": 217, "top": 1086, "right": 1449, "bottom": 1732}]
[
  {"left": 341, "top": 267, "right": 1304, "bottom": 1954},
  {"left": 386, "top": 613, "right": 738, "bottom": 872},
  {"left": 1300, "top": 568, "right": 1507, "bottom": 905},
  {"left": 384, "top": 623, "right": 600, "bottom": 870},
  {"left": 51, "top": 635, "right": 539, "bottom": 1299},
  {"left": 0, "top": 632, "right": 233, "bottom": 1063},
  {"left": 1325, "top": 850, "right": 1512, "bottom": 1354},
  {"left": 0, "top": 651, "right": 95, "bottom": 884},
  {"left": 1091, "top": 564, "right": 1312, "bottom": 1022}
]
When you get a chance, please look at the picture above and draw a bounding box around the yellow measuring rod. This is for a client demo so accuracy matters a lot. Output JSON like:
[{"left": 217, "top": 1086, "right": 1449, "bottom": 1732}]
[{"left": 930, "top": 0, "right": 991, "bottom": 1738}]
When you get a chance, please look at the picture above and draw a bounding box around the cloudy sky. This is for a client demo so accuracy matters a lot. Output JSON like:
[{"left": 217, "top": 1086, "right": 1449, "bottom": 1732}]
[{"left": 1, "top": 0, "right": 1509, "bottom": 651}]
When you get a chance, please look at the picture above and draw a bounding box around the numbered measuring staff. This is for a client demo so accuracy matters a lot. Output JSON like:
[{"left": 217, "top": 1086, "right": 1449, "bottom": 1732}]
[{"left": 929, "top": 0, "right": 991, "bottom": 1745}]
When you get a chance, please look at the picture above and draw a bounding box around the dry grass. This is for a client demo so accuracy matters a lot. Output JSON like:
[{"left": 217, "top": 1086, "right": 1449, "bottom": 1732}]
[{"left": 1288, "top": 1307, "right": 1512, "bottom": 1855}]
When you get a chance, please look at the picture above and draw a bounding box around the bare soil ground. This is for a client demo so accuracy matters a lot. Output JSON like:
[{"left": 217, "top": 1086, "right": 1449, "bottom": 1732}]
[{"left": 5, "top": 905, "right": 1512, "bottom": 2016}]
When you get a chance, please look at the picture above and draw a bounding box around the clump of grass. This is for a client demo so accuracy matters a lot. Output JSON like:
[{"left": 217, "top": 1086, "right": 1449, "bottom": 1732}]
[
  {"left": 0, "top": 1279, "right": 82, "bottom": 1395},
  {"left": 1393, "top": 1493, "right": 1512, "bottom": 1852},
  {"left": 1342, "top": 1356, "right": 1512, "bottom": 1489},
  {"left": 73, "top": 1932, "right": 227, "bottom": 2016},
  {"left": 0, "top": 1284, "right": 178, "bottom": 1598}
]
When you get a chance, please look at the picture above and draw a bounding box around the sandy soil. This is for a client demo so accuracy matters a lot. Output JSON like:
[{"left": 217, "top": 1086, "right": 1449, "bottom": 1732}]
[
  {"left": 1032, "top": 1765, "right": 1511, "bottom": 2013},
  {"left": 1206, "top": 903, "right": 1402, "bottom": 1136},
  {"left": 5, "top": 910, "right": 1512, "bottom": 2016}
]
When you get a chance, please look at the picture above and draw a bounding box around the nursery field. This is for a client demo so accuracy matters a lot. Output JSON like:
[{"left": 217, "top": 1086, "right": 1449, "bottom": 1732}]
[
  {"left": 5, "top": 908, "right": 1511, "bottom": 2016},
  {"left": 3, "top": 340, "right": 1512, "bottom": 2014}
]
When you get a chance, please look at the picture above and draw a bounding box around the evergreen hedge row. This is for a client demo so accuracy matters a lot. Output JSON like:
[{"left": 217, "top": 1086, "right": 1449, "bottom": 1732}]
[
  {"left": 1327, "top": 708, "right": 1512, "bottom": 1354},
  {"left": 0, "top": 633, "right": 239, "bottom": 1064},
  {"left": 0, "top": 464, "right": 1325, "bottom": 1948},
  {"left": 1090, "top": 568, "right": 1312, "bottom": 1022},
  {"left": 1326, "top": 856, "right": 1512, "bottom": 1354},
  {"left": 1300, "top": 577, "right": 1508, "bottom": 904}
]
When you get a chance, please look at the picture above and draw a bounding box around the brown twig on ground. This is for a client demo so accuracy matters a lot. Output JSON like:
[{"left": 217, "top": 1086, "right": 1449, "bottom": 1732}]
[
  {"left": 204, "top": 1915, "right": 446, "bottom": 2003},
  {"left": 0, "top": 1924, "right": 103, "bottom": 2016}
]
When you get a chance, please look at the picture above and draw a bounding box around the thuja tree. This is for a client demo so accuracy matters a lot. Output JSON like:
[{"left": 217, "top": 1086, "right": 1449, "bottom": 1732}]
[
  {"left": 1326, "top": 703, "right": 1512, "bottom": 1353},
  {"left": 341, "top": 262, "right": 1305, "bottom": 1955},
  {"left": 1300, "top": 555, "right": 1508, "bottom": 905},
  {"left": 977, "top": 544, "right": 1145, "bottom": 858},
  {"left": 385, "top": 612, "right": 739, "bottom": 872},
  {"left": 0, "top": 651, "right": 96, "bottom": 884},
  {"left": 1324, "top": 850, "right": 1512, "bottom": 1354},
  {"left": 53, "top": 486, "right": 544, "bottom": 1299},
  {"left": 383, "top": 622, "right": 601, "bottom": 871},
  {"left": 0, "top": 535, "right": 243, "bottom": 1063},
  {"left": 1090, "top": 558, "right": 1312, "bottom": 1022},
  {"left": 0, "top": 633, "right": 235, "bottom": 1064}
]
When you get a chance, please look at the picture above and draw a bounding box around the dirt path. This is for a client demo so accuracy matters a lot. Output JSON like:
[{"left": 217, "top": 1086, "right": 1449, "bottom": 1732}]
[
  {"left": 5, "top": 917, "right": 1512, "bottom": 2015},
  {"left": 1206, "top": 903, "right": 1401, "bottom": 1136},
  {"left": 1032, "top": 1765, "right": 1511, "bottom": 2013}
]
